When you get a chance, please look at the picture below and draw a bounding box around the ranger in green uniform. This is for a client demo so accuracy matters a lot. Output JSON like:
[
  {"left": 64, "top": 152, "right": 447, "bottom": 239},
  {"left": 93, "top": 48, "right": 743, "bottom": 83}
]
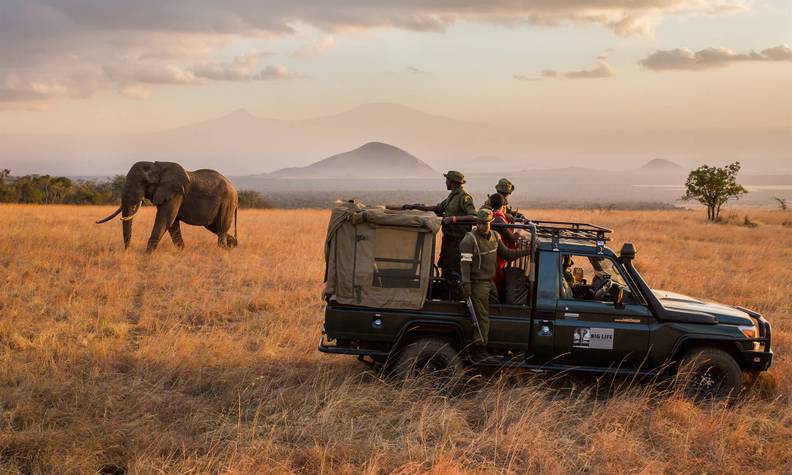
[
  {"left": 481, "top": 178, "right": 523, "bottom": 219},
  {"left": 460, "top": 209, "right": 531, "bottom": 350},
  {"left": 403, "top": 171, "right": 476, "bottom": 297}
]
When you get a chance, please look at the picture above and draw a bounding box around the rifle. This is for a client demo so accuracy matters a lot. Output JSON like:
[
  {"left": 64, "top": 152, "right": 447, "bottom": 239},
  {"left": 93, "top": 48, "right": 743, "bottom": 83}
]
[{"left": 466, "top": 297, "right": 485, "bottom": 343}]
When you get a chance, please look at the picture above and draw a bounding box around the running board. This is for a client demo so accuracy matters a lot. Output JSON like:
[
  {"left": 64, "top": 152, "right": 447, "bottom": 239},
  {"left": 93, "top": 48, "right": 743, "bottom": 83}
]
[{"left": 470, "top": 357, "right": 659, "bottom": 377}]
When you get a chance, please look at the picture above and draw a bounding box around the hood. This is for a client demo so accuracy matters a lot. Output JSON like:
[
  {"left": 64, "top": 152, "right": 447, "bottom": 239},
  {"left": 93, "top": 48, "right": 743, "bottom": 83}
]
[{"left": 652, "top": 290, "right": 754, "bottom": 325}]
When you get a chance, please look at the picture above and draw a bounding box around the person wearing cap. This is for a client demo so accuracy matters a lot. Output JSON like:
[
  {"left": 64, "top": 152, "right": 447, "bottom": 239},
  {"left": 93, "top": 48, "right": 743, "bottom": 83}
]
[
  {"left": 403, "top": 170, "right": 476, "bottom": 298},
  {"left": 482, "top": 178, "right": 524, "bottom": 220},
  {"left": 460, "top": 209, "right": 531, "bottom": 353}
]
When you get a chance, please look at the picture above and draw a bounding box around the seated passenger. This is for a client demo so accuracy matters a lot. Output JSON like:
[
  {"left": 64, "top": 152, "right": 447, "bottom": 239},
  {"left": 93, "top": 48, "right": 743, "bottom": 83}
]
[
  {"left": 562, "top": 255, "right": 575, "bottom": 287},
  {"left": 572, "top": 267, "right": 585, "bottom": 284}
]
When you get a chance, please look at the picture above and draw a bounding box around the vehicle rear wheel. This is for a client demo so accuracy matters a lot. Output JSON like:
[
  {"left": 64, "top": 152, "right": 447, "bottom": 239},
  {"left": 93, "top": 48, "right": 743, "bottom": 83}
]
[
  {"left": 677, "top": 348, "right": 743, "bottom": 401},
  {"left": 391, "top": 338, "right": 463, "bottom": 389}
]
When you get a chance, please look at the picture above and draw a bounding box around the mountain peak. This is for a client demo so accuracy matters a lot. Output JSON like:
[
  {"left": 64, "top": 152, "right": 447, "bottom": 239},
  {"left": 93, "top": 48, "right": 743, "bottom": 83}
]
[
  {"left": 356, "top": 141, "right": 401, "bottom": 152},
  {"left": 269, "top": 141, "right": 438, "bottom": 179},
  {"left": 638, "top": 158, "right": 684, "bottom": 172},
  {"left": 224, "top": 108, "right": 255, "bottom": 119}
]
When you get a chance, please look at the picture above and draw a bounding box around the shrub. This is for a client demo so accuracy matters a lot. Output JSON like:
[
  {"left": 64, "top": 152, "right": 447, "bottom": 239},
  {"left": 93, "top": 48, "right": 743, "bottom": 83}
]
[{"left": 237, "top": 189, "right": 273, "bottom": 209}]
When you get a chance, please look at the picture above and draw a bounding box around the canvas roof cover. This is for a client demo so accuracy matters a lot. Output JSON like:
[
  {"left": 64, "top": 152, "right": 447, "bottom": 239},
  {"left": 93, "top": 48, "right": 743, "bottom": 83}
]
[{"left": 324, "top": 200, "right": 440, "bottom": 309}]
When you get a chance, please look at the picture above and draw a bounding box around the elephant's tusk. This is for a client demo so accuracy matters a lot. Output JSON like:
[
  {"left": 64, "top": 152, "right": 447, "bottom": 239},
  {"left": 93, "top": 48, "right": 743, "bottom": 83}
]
[
  {"left": 96, "top": 207, "right": 122, "bottom": 224},
  {"left": 120, "top": 208, "right": 139, "bottom": 221}
]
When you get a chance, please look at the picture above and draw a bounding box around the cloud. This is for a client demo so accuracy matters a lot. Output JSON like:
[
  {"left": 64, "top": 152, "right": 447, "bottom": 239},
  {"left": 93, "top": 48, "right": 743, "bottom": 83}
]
[
  {"left": 191, "top": 52, "right": 288, "bottom": 80},
  {"left": 515, "top": 59, "right": 614, "bottom": 81},
  {"left": 640, "top": 44, "right": 792, "bottom": 70},
  {"left": 513, "top": 74, "right": 540, "bottom": 81},
  {"left": 0, "top": 1, "right": 750, "bottom": 104},
  {"left": 0, "top": 73, "right": 95, "bottom": 103},
  {"left": 564, "top": 58, "right": 615, "bottom": 78},
  {"left": 103, "top": 64, "right": 197, "bottom": 85},
  {"left": 293, "top": 36, "right": 336, "bottom": 57},
  {"left": 761, "top": 45, "right": 792, "bottom": 61},
  {"left": 255, "top": 64, "right": 293, "bottom": 80},
  {"left": 2, "top": 0, "right": 749, "bottom": 38},
  {"left": 96, "top": 52, "right": 297, "bottom": 100}
]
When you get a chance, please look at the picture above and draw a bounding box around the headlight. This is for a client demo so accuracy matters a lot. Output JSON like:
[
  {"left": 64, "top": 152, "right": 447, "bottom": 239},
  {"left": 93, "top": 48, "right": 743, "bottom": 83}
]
[{"left": 738, "top": 324, "right": 758, "bottom": 339}]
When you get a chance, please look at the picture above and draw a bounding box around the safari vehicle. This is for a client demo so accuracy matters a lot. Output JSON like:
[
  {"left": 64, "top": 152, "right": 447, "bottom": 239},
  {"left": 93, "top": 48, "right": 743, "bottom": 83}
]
[{"left": 319, "top": 201, "right": 773, "bottom": 397}]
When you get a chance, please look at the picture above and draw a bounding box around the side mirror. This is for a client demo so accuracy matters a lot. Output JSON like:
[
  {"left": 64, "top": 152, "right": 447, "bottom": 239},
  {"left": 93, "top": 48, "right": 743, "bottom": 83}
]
[{"left": 620, "top": 242, "right": 636, "bottom": 262}]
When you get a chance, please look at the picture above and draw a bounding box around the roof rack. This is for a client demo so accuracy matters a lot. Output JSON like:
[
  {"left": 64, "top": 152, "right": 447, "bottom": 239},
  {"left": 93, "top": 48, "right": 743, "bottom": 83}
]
[
  {"left": 524, "top": 220, "right": 612, "bottom": 253},
  {"left": 440, "top": 216, "right": 612, "bottom": 253}
]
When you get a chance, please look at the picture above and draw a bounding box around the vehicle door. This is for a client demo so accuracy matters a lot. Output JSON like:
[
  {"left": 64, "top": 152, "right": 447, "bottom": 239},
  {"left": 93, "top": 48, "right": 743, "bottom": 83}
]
[{"left": 553, "top": 252, "right": 652, "bottom": 369}]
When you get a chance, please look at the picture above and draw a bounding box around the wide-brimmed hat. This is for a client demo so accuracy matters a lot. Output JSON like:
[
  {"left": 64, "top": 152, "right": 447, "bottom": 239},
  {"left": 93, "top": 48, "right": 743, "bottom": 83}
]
[{"left": 443, "top": 170, "right": 466, "bottom": 184}]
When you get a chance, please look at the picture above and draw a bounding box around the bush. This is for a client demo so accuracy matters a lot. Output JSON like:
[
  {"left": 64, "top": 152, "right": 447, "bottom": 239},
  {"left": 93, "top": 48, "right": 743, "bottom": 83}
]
[
  {"left": 237, "top": 190, "right": 273, "bottom": 209},
  {"left": 0, "top": 172, "right": 125, "bottom": 206}
]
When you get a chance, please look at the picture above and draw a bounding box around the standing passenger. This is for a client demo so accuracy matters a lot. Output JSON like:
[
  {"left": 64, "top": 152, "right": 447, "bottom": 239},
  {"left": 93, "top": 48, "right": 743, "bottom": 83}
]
[
  {"left": 460, "top": 209, "right": 531, "bottom": 355},
  {"left": 488, "top": 193, "right": 519, "bottom": 295},
  {"left": 482, "top": 178, "right": 523, "bottom": 220},
  {"left": 403, "top": 171, "right": 476, "bottom": 299}
]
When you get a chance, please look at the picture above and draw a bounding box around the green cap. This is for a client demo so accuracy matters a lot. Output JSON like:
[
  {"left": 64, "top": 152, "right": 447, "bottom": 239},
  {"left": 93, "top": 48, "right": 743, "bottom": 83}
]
[
  {"left": 476, "top": 209, "right": 494, "bottom": 223},
  {"left": 496, "top": 178, "right": 514, "bottom": 194},
  {"left": 443, "top": 170, "right": 466, "bottom": 184}
]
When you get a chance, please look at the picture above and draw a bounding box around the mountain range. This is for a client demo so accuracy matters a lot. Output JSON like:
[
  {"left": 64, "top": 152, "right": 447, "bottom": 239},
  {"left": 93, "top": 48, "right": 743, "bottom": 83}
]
[{"left": 1, "top": 103, "right": 790, "bottom": 175}]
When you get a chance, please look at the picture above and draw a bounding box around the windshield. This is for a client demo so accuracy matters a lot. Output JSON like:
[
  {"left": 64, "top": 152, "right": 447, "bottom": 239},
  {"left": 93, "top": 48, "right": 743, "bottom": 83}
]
[{"left": 591, "top": 256, "right": 627, "bottom": 286}]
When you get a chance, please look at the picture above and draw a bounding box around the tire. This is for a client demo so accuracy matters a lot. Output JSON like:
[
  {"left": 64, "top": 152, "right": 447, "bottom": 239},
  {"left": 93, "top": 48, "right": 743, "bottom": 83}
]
[
  {"left": 391, "top": 337, "right": 463, "bottom": 389},
  {"left": 677, "top": 348, "right": 743, "bottom": 401}
]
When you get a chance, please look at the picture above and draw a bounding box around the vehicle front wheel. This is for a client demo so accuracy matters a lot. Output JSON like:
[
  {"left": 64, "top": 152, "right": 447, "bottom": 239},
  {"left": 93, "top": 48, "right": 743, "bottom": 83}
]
[
  {"left": 391, "top": 338, "right": 463, "bottom": 389},
  {"left": 677, "top": 348, "right": 743, "bottom": 401}
]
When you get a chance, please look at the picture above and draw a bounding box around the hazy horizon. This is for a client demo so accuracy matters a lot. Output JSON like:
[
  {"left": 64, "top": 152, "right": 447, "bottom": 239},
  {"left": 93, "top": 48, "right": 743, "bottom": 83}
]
[{"left": 0, "top": 1, "right": 790, "bottom": 175}]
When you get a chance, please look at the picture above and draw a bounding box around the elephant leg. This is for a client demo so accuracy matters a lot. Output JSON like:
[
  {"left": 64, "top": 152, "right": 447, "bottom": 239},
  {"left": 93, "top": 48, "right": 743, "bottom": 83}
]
[
  {"left": 215, "top": 204, "right": 236, "bottom": 249},
  {"left": 147, "top": 197, "right": 182, "bottom": 252},
  {"left": 168, "top": 219, "right": 185, "bottom": 249}
]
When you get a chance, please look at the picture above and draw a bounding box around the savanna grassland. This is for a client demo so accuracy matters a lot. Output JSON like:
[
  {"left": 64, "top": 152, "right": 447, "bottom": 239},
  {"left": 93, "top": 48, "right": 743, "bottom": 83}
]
[{"left": 1, "top": 204, "right": 790, "bottom": 474}]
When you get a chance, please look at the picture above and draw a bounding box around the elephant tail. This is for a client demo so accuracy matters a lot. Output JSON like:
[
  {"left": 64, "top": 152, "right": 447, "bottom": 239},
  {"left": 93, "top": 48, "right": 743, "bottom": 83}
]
[{"left": 234, "top": 206, "right": 238, "bottom": 241}]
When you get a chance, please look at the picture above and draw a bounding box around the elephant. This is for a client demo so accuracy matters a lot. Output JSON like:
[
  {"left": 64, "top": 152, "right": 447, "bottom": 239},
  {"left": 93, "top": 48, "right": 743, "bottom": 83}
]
[{"left": 96, "top": 161, "right": 238, "bottom": 252}]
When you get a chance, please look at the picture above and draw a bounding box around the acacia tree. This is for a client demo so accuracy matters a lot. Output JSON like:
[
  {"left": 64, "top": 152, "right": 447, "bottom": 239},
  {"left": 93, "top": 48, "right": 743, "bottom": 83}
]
[{"left": 682, "top": 162, "right": 747, "bottom": 222}]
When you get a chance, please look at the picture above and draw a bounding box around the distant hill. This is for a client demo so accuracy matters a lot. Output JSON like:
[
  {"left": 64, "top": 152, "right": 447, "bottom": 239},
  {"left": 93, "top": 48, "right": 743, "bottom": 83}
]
[
  {"left": 1, "top": 103, "right": 790, "bottom": 175},
  {"left": 267, "top": 142, "right": 438, "bottom": 179},
  {"left": 638, "top": 159, "right": 684, "bottom": 173}
]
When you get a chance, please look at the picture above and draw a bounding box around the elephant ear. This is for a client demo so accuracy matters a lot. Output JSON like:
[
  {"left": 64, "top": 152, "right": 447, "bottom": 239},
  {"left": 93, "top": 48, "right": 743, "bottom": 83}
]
[{"left": 152, "top": 162, "right": 191, "bottom": 205}]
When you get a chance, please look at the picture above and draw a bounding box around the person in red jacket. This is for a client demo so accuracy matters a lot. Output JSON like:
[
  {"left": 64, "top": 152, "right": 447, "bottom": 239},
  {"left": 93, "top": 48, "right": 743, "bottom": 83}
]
[{"left": 488, "top": 193, "right": 519, "bottom": 297}]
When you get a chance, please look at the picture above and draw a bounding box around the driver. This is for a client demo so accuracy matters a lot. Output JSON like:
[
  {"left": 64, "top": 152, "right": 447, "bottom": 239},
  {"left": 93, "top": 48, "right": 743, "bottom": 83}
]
[{"left": 562, "top": 255, "right": 575, "bottom": 287}]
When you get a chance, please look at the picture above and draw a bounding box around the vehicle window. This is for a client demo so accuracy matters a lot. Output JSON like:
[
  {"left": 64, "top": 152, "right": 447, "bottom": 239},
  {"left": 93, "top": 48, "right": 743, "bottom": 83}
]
[
  {"left": 560, "top": 254, "right": 634, "bottom": 303},
  {"left": 372, "top": 228, "right": 424, "bottom": 289}
]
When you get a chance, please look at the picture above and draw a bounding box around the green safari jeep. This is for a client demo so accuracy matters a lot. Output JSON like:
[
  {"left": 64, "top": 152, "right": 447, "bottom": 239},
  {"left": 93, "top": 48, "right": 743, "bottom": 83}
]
[{"left": 319, "top": 201, "right": 772, "bottom": 398}]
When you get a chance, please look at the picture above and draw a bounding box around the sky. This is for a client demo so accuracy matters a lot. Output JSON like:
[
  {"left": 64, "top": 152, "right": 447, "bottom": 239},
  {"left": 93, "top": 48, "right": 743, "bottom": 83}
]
[{"left": 0, "top": 0, "right": 790, "bottom": 171}]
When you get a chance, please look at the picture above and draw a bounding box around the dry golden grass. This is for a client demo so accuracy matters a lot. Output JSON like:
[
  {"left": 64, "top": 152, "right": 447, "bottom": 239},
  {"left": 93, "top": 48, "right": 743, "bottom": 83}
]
[{"left": 0, "top": 204, "right": 790, "bottom": 474}]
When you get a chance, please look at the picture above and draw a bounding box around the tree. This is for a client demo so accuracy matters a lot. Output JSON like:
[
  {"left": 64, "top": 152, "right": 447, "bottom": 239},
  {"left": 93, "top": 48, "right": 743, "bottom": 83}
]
[
  {"left": 109, "top": 175, "right": 126, "bottom": 203},
  {"left": 773, "top": 197, "right": 788, "bottom": 211},
  {"left": 682, "top": 162, "right": 747, "bottom": 222},
  {"left": 0, "top": 169, "right": 12, "bottom": 202}
]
